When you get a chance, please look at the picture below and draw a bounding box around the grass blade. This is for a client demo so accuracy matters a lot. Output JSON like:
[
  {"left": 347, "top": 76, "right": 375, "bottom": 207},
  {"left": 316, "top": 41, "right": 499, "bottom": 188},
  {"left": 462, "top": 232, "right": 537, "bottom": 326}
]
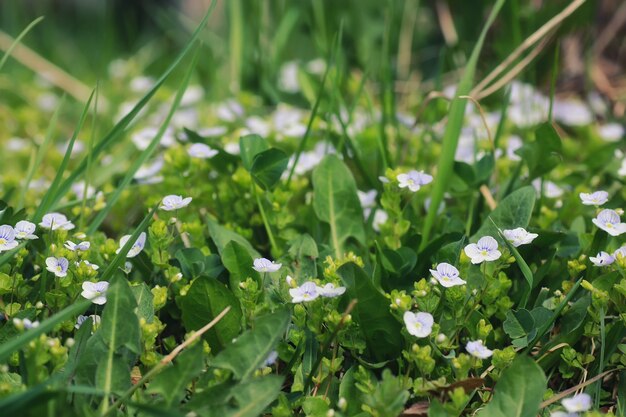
[
  {"left": 0, "top": 16, "right": 44, "bottom": 72},
  {"left": 420, "top": 0, "right": 505, "bottom": 250}
]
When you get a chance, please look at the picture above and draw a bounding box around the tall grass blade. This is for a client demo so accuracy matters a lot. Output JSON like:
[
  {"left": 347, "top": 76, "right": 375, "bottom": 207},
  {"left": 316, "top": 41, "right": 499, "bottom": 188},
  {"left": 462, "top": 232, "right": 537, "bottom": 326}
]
[
  {"left": 0, "top": 16, "right": 44, "bottom": 72},
  {"left": 420, "top": 0, "right": 505, "bottom": 250}
]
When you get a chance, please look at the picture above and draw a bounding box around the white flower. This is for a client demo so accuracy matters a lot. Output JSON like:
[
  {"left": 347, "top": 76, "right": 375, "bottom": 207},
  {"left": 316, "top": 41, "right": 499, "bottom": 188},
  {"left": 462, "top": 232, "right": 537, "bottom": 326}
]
[
  {"left": 562, "top": 393, "right": 592, "bottom": 413},
  {"left": 466, "top": 340, "right": 493, "bottom": 358},
  {"left": 532, "top": 179, "right": 564, "bottom": 199},
  {"left": 403, "top": 311, "right": 434, "bottom": 338},
  {"left": 81, "top": 281, "right": 109, "bottom": 305},
  {"left": 552, "top": 99, "right": 593, "bottom": 126},
  {"left": 264, "top": 350, "right": 279, "bottom": 366},
  {"left": 502, "top": 227, "right": 538, "bottom": 247},
  {"left": 123, "top": 261, "right": 133, "bottom": 274},
  {"left": 64, "top": 240, "right": 90, "bottom": 251},
  {"left": 614, "top": 246, "right": 626, "bottom": 259},
  {"left": 592, "top": 209, "right": 626, "bottom": 236},
  {"left": 160, "top": 195, "right": 192, "bottom": 211},
  {"left": 598, "top": 123, "right": 624, "bottom": 142},
  {"left": 372, "top": 210, "right": 388, "bottom": 232},
  {"left": 252, "top": 257, "right": 282, "bottom": 272},
  {"left": 71, "top": 181, "right": 96, "bottom": 200},
  {"left": 430, "top": 263, "right": 466, "bottom": 288},
  {"left": 549, "top": 412, "right": 577, "bottom": 417},
  {"left": 14, "top": 318, "right": 39, "bottom": 329},
  {"left": 188, "top": 143, "right": 218, "bottom": 159},
  {"left": 464, "top": 236, "right": 502, "bottom": 264},
  {"left": 14, "top": 221, "right": 38, "bottom": 240},
  {"left": 116, "top": 232, "right": 147, "bottom": 257},
  {"left": 278, "top": 61, "right": 300, "bottom": 93},
  {"left": 0, "top": 225, "right": 18, "bottom": 252},
  {"left": 579, "top": 190, "right": 609, "bottom": 206},
  {"left": 289, "top": 281, "right": 319, "bottom": 303},
  {"left": 216, "top": 99, "right": 244, "bottom": 122},
  {"left": 397, "top": 170, "right": 433, "bottom": 192},
  {"left": 75, "top": 314, "right": 101, "bottom": 330},
  {"left": 40, "top": 213, "right": 75, "bottom": 230},
  {"left": 316, "top": 283, "right": 346, "bottom": 298},
  {"left": 357, "top": 190, "right": 377, "bottom": 209},
  {"left": 285, "top": 275, "right": 296, "bottom": 288},
  {"left": 46, "top": 257, "right": 69, "bottom": 278},
  {"left": 589, "top": 251, "right": 614, "bottom": 267}
]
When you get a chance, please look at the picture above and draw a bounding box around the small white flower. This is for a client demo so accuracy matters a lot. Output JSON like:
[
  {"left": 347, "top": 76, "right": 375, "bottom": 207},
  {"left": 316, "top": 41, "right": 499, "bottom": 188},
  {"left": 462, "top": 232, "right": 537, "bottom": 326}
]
[
  {"left": 40, "top": 213, "right": 75, "bottom": 231},
  {"left": 188, "top": 143, "right": 218, "bottom": 159},
  {"left": 372, "top": 210, "right": 388, "bottom": 232},
  {"left": 81, "top": 281, "right": 109, "bottom": 305},
  {"left": 317, "top": 283, "right": 346, "bottom": 298},
  {"left": 75, "top": 314, "right": 101, "bottom": 330},
  {"left": 397, "top": 170, "right": 433, "bottom": 192},
  {"left": 532, "top": 179, "right": 564, "bottom": 199},
  {"left": 592, "top": 209, "right": 626, "bottom": 236},
  {"left": 430, "top": 263, "right": 466, "bottom": 288},
  {"left": 562, "top": 393, "right": 592, "bottom": 413},
  {"left": 14, "top": 221, "right": 38, "bottom": 240},
  {"left": 123, "top": 261, "right": 133, "bottom": 274},
  {"left": 64, "top": 240, "right": 90, "bottom": 251},
  {"left": 46, "top": 257, "right": 69, "bottom": 278},
  {"left": 589, "top": 251, "right": 614, "bottom": 267},
  {"left": 614, "top": 246, "right": 626, "bottom": 260},
  {"left": 252, "top": 257, "right": 282, "bottom": 273},
  {"left": 579, "top": 190, "right": 609, "bottom": 206},
  {"left": 403, "top": 311, "right": 434, "bottom": 338},
  {"left": 116, "top": 232, "right": 147, "bottom": 258},
  {"left": 464, "top": 236, "right": 502, "bottom": 264},
  {"left": 14, "top": 318, "right": 39, "bottom": 329},
  {"left": 598, "top": 123, "right": 624, "bottom": 142},
  {"left": 160, "top": 195, "right": 192, "bottom": 211},
  {"left": 466, "top": 340, "right": 493, "bottom": 358},
  {"left": 502, "top": 227, "right": 538, "bottom": 247},
  {"left": 357, "top": 190, "right": 377, "bottom": 209},
  {"left": 289, "top": 281, "right": 319, "bottom": 303},
  {"left": 0, "top": 225, "right": 18, "bottom": 252},
  {"left": 285, "top": 275, "right": 296, "bottom": 288},
  {"left": 264, "top": 350, "right": 279, "bottom": 366}
]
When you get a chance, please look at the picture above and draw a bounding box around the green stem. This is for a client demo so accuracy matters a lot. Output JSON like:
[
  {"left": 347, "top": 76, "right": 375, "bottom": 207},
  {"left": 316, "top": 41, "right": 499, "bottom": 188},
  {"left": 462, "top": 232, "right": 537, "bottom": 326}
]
[{"left": 254, "top": 187, "right": 279, "bottom": 256}]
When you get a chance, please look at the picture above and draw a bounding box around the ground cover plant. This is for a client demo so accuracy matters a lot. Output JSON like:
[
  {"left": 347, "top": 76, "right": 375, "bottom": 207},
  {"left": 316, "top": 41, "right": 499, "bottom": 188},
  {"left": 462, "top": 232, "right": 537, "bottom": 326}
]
[{"left": 0, "top": 0, "right": 625, "bottom": 416}]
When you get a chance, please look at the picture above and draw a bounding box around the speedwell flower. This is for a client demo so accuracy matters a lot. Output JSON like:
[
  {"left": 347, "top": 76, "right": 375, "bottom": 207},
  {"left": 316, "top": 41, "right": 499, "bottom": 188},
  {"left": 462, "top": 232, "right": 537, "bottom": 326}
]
[
  {"left": 289, "top": 281, "right": 319, "bottom": 303},
  {"left": 464, "top": 236, "right": 501, "bottom": 264},
  {"left": 81, "top": 281, "right": 109, "bottom": 305},
  {"left": 466, "top": 340, "right": 493, "bottom": 358},
  {"left": 430, "top": 263, "right": 465, "bottom": 287},
  {"left": 160, "top": 195, "right": 192, "bottom": 211},
  {"left": 403, "top": 311, "right": 434, "bottom": 338},
  {"left": 64, "top": 240, "right": 90, "bottom": 251},
  {"left": 592, "top": 209, "right": 626, "bottom": 236},
  {"left": 397, "top": 170, "right": 433, "bottom": 192},
  {"left": 188, "top": 143, "right": 218, "bottom": 159},
  {"left": 39, "top": 212, "right": 75, "bottom": 230},
  {"left": 579, "top": 190, "right": 608, "bottom": 206},
  {"left": 116, "top": 232, "right": 146, "bottom": 258},
  {"left": 46, "top": 257, "right": 69, "bottom": 278},
  {"left": 75, "top": 314, "right": 101, "bottom": 330},
  {"left": 502, "top": 227, "right": 538, "bottom": 247},
  {"left": 253, "top": 257, "right": 282, "bottom": 272},
  {"left": 589, "top": 251, "right": 614, "bottom": 267},
  {"left": 317, "top": 283, "right": 346, "bottom": 298},
  {"left": 14, "top": 221, "right": 38, "bottom": 240},
  {"left": 561, "top": 393, "right": 592, "bottom": 413},
  {"left": 0, "top": 225, "right": 18, "bottom": 252}
]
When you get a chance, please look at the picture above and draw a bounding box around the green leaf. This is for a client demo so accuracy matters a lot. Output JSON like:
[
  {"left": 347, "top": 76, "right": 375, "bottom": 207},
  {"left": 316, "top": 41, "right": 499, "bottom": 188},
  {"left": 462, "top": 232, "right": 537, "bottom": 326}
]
[
  {"left": 312, "top": 155, "right": 366, "bottom": 258},
  {"left": 339, "top": 367, "right": 363, "bottom": 417},
  {"left": 472, "top": 186, "right": 536, "bottom": 244},
  {"left": 287, "top": 234, "right": 319, "bottom": 280},
  {"left": 221, "top": 241, "right": 261, "bottom": 294},
  {"left": 211, "top": 309, "right": 291, "bottom": 379},
  {"left": 475, "top": 356, "right": 546, "bottom": 417},
  {"left": 239, "top": 134, "right": 269, "bottom": 171},
  {"left": 503, "top": 309, "right": 534, "bottom": 340},
  {"left": 206, "top": 217, "right": 260, "bottom": 259},
  {"left": 131, "top": 283, "right": 155, "bottom": 324},
  {"left": 337, "top": 263, "right": 403, "bottom": 362},
  {"left": 149, "top": 343, "right": 204, "bottom": 407},
  {"left": 428, "top": 400, "right": 449, "bottom": 417},
  {"left": 250, "top": 148, "right": 289, "bottom": 190},
  {"left": 180, "top": 276, "right": 243, "bottom": 352},
  {"left": 516, "top": 122, "right": 562, "bottom": 180},
  {"left": 100, "top": 276, "right": 141, "bottom": 354},
  {"left": 175, "top": 248, "right": 224, "bottom": 279},
  {"left": 202, "top": 375, "right": 284, "bottom": 417}
]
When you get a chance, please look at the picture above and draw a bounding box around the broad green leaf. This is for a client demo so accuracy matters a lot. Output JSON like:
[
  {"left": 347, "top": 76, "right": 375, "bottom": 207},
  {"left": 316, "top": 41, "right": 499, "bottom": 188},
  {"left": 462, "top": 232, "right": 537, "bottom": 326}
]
[
  {"left": 221, "top": 241, "right": 261, "bottom": 293},
  {"left": 239, "top": 134, "right": 269, "bottom": 171},
  {"left": 287, "top": 234, "right": 319, "bottom": 280},
  {"left": 475, "top": 356, "right": 546, "bottom": 417},
  {"left": 428, "top": 400, "right": 448, "bottom": 417},
  {"left": 206, "top": 217, "right": 260, "bottom": 259},
  {"left": 175, "top": 248, "right": 224, "bottom": 279},
  {"left": 180, "top": 276, "right": 243, "bottom": 352},
  {"left": 472, "top": 186, "right": 536, "bottom": 244},
  {"left": 100, "top": 276, "right": 141, "bottom": 354},
  {"left": 131, "top": 283, "right": 155, "bottom": 324},
  {"left": 337, "top": 263, "right": 403, "bottom": 362},
  {"left": 250, "top": 148, "right": 289, "bottom": 190},
  {"left": 149, "top": 343, "right": 204, "bottom": 407},
  {"left": 312, "top": 155, "right": 366, "bottom": 258},
  {"left": 515, "top": 122, "right": 562, "bottom": 180},
  {"left": 96, "top": 353, "right": 131, "bottom": 395},
  {"left": 503, "top": 309, "right": 535, "bottom": 340},
  {"left": 211, "top": 309, "right": 291, "bottom": 379},
  {"left": 202, "top": 375, "right": 284, "bottom": 417},
  {"left": 339, "top": 367, "right": 363, "bottom": 417}
]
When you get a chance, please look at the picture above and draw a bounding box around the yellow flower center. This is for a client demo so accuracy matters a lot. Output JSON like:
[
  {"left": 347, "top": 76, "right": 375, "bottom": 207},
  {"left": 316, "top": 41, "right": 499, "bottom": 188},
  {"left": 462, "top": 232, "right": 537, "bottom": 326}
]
[
  {"left": 0, "top": 238, "right": 6, "bottom": 245},
  {"left": 481, "top": 250, "right": 488, "bottom": 256}
]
